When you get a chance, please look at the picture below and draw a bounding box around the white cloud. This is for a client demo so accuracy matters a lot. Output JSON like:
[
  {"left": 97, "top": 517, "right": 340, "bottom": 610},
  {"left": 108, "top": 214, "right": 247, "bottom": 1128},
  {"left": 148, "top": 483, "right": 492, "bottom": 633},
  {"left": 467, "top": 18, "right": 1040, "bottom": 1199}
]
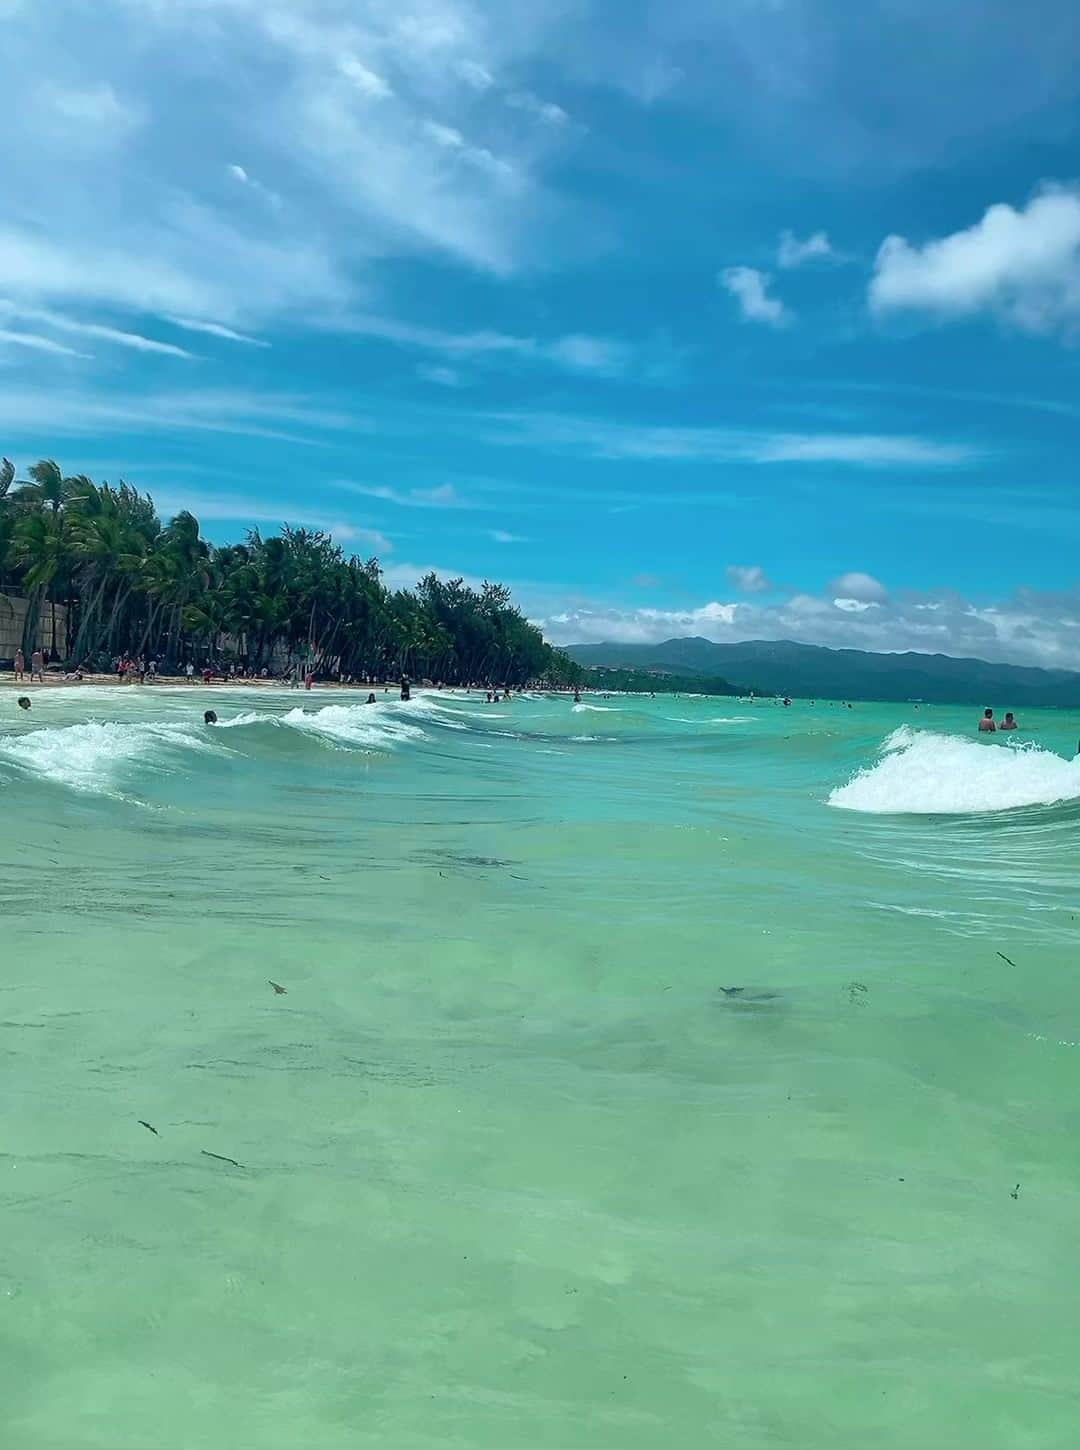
[
  {"left": 777, "top": 229, "right": 833, "bottom": 268},
  {"left": 720, "top": 266, "right": 789, "bottom": 327},
  {"left": 0, "top": 328, "right": 90, "bottom": 358},
  {"left": 340, "top": 314, "right": 630, "bottom": 375},
  {"left": 544, "top": 334, "right": 630, "bottom": 374},
  {"left": 0, "top": 384, "right": 357, "bottom": 444},
  {"left": 870, "top": 186, "right": 1080, "bottom": 336},
  {"left": 535, "top": 583, "right": 1080, "bottom": 671},
  {"left": 334, "top": 481, "right": 469, "bottom": 510},
  {"left": 489, "top": 529, "right": 529, "bottom": 543},
  {"left": 506, "top": 91, "right": 569, "bottom": 124},
  {"left": 151, "top": 487, "right": 391, "bottom": 552},
  {"left": 337, "top": 55, "right": 393, "bottom": 99},
  {"left": 829, "top": 571, "right": 888, "bottom": 602},
  {"left": 483, "top": 412, "right": 977, "bottom": 467},
  {"left": 4, "top": 306, "right": 195, "bottom": 358},
  {"left": 423, "top": 121, "right": 466, "bottom": 148},
  {"left": 226, "top": 161, "right": 283, "bottom": 212},
  {"left": 416, "top": 363, "right": 463, "bottom": 386},
  {"left": 51, "top": 82, "right": 138, "bottom": 133},
  {"left": 726, "top": 564, "right": 774, "bottom": 594},
  {"left": 457, "top": 60, "right": 495, "bottom": 90},
  {"left": 165, "top": 316, "right": 269, "bottom": 348},
  {"left": 0, "top": 0, "right": 577, "bottom": 327}
]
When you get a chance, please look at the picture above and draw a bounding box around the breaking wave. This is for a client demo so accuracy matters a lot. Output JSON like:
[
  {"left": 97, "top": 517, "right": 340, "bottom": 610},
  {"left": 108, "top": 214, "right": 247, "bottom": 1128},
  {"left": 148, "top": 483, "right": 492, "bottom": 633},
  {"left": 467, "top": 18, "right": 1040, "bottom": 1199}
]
[{"left": 828, "top": 726, "right": 1080, "bottom": 815}]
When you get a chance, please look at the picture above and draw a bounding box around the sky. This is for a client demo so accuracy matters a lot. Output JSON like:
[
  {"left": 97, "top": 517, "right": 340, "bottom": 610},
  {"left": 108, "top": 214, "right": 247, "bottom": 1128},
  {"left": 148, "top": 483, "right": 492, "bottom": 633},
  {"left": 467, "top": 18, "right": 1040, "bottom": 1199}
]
[{"left": 2, "top": 0, "right": 1080, "bottom": 668}]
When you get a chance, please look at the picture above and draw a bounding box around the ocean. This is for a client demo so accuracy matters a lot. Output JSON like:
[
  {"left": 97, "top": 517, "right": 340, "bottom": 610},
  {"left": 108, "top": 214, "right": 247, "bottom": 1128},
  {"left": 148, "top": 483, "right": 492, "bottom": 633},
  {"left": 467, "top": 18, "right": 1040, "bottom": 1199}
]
[{"left": 3, "top": 686, "right": 1079, "bottom": 1448}]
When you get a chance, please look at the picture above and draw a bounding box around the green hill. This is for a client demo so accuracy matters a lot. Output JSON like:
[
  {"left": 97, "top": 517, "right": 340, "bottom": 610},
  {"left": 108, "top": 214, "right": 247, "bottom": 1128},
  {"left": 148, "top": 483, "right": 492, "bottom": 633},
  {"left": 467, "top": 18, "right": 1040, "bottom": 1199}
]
[{"left": 566, "top": 637, "right": 1080, "bottom": 706}]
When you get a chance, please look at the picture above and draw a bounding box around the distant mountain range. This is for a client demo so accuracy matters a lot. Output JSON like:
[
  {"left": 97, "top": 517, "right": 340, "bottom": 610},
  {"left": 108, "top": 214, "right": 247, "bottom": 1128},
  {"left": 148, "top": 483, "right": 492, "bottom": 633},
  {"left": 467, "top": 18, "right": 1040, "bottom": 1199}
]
[{"left": 566, "top": 637, "right": 1080, "bottom": 707}]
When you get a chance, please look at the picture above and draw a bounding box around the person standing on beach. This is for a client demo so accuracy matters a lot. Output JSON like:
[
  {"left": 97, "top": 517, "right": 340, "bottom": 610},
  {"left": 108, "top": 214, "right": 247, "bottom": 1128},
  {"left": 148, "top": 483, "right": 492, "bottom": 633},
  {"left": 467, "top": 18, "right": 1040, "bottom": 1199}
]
[
  {"left": 30, "top": 648, "right": 45, "bottom": 682},
  {"left": 13, "top": 648, "right": 24, "bottom": 680},
  {"left": 978, "top": 708, "right": 996, "bottom": 733}
]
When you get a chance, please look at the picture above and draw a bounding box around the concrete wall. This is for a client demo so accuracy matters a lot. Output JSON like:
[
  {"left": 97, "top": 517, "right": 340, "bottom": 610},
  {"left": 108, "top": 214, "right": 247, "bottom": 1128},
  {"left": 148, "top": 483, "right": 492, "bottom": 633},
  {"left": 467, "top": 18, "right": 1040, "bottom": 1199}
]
[{"left": 0, "top": 594, "right": 68, "bottom": 660}]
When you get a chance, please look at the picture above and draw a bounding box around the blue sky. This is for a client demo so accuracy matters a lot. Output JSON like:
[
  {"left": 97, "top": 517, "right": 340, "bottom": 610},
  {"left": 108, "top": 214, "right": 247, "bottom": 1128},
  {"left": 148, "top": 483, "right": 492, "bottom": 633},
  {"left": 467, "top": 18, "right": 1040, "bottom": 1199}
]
[{"left": 2, "top": 0, "right": 1080, "bottom": 666}]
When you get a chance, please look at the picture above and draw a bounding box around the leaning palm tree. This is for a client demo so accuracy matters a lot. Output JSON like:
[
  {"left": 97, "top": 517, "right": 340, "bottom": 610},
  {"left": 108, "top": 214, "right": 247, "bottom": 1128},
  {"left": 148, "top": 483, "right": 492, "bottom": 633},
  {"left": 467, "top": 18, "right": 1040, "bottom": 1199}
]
[{"left": 9, "top": 510, "right": 66, "bottom": 656}]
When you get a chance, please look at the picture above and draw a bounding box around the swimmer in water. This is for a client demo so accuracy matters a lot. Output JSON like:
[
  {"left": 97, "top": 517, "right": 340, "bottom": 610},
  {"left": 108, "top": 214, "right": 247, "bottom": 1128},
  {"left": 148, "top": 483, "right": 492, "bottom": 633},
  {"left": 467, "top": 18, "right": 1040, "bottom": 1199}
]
[
  {"left": 204, "top": 709, "right": 218, "bottom": 725},
  {"left": 367, "top": 692, "right": 377, "bottom": 704},
  {"left": 978, "top": 707, "right": 996, "bottom": 733},
  {"left": 1000, "top": 711, "right": 1018, "bottom": 731},
  {"left": 17, "top": 695, "right": 31, "bottom": 710}
]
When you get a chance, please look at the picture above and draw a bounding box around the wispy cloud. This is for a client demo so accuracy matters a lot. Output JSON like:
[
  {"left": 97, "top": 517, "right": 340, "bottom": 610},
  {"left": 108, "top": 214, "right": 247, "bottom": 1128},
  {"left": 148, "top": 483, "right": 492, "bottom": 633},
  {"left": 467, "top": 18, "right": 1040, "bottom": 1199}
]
[
  {"left": 505, "top": 91, "right": 570, "bottom": 125},
  {"left": 416, "top": 363, "right": 464, "bottom": 387},
  {"left": 334, "top": 481, "right": 470, "bottom": 510},
  {"left": 0, "top": 328, "right": 90, "bottom": 358},
  {"left": 340, "top": 314, "right": 630, "bottom": 375},
  {"left": 0, "top": 385, "right": 358, "bottom": 444},
  {"left": 489, "top": 528, "right": 529, "bottom": 543},
  {"left": 479, "top": 412, "right": 978, "bottom": 467},
  {"left": 151, "top": 487, "right": 391, "bottom": 553},
  {"left": 165, "top": 317, "right": 269, "bottom": 348},
  {"left": 720, "top": 266, "right": 789, "bottom": 327},
  {"left": 2, "top": 305, "right": 196, "bottom": 358},
  {"left": 226, "top": 161, "right": 283, "bottom": 212},
  {"left": 777, "top": 230, "right": 834, "bottom": 268}
]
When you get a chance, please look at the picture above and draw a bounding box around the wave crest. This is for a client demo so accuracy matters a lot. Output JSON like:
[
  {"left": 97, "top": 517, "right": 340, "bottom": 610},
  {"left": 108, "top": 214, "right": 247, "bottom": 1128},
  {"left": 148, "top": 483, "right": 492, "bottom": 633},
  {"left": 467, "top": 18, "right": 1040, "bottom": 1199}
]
[{"left": 828, "top": 726, "right": 1080, "bottom": 815}]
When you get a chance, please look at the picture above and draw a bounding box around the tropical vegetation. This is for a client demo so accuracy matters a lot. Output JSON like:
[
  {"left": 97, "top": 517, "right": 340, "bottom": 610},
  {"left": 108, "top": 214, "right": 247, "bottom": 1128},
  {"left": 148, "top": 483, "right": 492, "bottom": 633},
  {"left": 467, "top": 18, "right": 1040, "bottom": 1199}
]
[{"left": 0, "top": 458, "right": 583, "bottom": 687}]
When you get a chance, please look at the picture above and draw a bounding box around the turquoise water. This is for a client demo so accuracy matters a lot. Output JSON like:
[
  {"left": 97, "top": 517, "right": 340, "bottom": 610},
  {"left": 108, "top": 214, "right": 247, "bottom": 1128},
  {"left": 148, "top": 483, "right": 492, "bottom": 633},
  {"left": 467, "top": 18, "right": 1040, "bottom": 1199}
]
[{"left": 3, "top": 686, "right": 1080, "bottom": 1448}]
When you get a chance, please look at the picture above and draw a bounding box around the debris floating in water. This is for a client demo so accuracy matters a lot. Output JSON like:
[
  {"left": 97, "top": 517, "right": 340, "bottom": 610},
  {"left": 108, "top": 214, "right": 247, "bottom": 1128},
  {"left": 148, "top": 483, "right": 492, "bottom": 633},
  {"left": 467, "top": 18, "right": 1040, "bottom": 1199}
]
[
  {"left": 137, "top": 1120, "right": 158, "bottom": 1136},
  {"left": 1011, "top": 1183, "right": 1020, "bottom": 1200},
  {"left": 202, "top": 1150, "right": 244, "bottom": 1168},
  {"left": 268, "top": 980, "right": 287, "bottom": 995},
  {"left": 997, "top": 952, "right": 1017, "bottom": 968}
]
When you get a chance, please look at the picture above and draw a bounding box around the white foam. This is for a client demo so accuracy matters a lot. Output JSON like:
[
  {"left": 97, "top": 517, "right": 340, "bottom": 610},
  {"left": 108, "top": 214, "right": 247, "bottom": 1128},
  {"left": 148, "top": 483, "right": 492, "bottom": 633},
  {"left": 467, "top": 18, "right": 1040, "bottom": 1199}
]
[
  {"left": 572, "top": 703, "right": 619, "bottom": 713},
  {"left": 0, "top": 720, "right": 217, "bottom": 797},
  {"left": 279, "top": 703, "right": 425, "bottom": 750},
  {"left": 829, "top": 726, "right": 1080, "bottom": 815}
]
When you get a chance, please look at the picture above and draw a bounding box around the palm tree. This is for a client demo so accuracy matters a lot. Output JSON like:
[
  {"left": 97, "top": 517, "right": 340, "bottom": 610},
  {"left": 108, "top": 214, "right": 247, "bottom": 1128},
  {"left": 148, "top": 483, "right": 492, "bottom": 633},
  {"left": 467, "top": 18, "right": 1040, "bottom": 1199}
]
[{"left": 10, "top": 510, "right": 66, "bottom": 656}]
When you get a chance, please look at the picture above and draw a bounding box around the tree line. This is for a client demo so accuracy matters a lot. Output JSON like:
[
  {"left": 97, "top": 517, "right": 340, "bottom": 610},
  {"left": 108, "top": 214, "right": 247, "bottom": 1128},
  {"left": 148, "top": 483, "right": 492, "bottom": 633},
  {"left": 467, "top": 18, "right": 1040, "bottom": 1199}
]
[{"left": 0, "top": 458, "right": 583, "bottom": 687}]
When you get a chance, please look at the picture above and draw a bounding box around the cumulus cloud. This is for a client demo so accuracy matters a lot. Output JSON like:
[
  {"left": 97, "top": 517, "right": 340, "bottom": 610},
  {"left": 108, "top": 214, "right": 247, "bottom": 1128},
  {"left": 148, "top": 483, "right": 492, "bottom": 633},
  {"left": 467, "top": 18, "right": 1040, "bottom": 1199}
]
[
  {"left": 726, "top": 564, "right": 774, "bottom": 594},
  {"left": 534, "top": 583, "right": 1080, "bottom": 671},
  {"left": 720, "top": 267, "right": 789, "bottom": 327},
  {"left": 828, "top": 571, "right": 887, "bottom": 602},
  {"left": 870, "top": 186, "right": 1080, "bottom": 336},
  {"left": 777, "top": 230, "right": 833, "bottom": 268}
]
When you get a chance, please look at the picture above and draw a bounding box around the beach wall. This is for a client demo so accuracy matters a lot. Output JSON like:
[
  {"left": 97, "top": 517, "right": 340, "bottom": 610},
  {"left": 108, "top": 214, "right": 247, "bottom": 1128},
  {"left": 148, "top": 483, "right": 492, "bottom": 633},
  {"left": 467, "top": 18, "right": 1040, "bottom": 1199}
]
[{"left": 0, "top": 593, "right": 68, "bottom": 658}]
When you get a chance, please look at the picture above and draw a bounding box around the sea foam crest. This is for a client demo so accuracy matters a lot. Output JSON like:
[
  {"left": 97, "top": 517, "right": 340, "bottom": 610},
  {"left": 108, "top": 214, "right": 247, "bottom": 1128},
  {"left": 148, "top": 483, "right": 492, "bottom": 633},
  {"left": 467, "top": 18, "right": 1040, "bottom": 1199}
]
[
  {"left": 829, "top": 726, "right": 1080, "bottom": 815},
  {"left": 0, "top": 720, "right": 217, "bottom": 797},
  {"left": 279, "top": 703, "right": 426, "bottom": 749}
]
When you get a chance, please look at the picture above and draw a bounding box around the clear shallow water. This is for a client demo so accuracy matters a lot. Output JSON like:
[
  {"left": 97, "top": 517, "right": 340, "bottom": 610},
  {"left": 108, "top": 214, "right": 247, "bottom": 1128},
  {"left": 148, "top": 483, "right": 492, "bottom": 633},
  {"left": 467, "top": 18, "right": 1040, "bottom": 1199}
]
[{"left": 3, "top": 687, "right": 1080, "bottom": 1449}]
